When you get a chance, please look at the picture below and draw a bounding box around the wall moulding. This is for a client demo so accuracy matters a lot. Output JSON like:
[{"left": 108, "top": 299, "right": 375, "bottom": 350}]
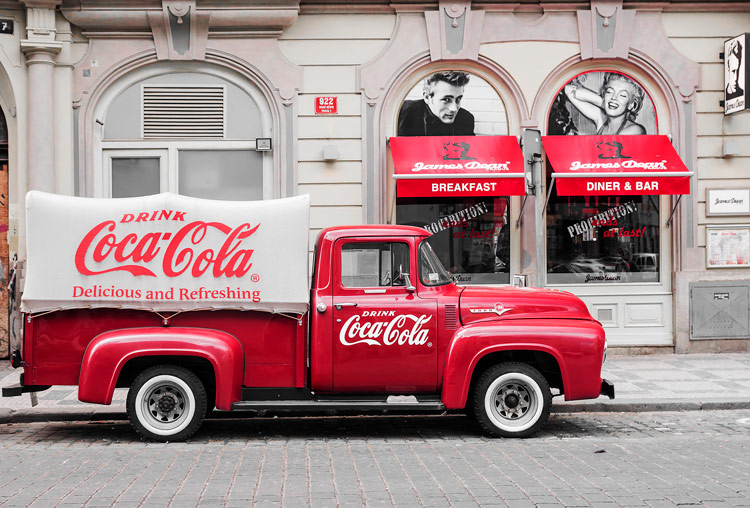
[
  {"left": 60, "top": 2, "right": 299, "bottom": 35},
  {"left": 358, "top": 13, "right": 430, "bottom": 103},
  {"left": 20, "top": 0, "right": 61, "bottom": 8},
  {"left": 480, "top": 10, "right": 579, "bottom": 43}
]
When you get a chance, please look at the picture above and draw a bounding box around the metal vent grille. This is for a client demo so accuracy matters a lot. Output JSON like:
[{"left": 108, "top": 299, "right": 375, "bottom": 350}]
[
  {"left": 142, "top": 85, "right": 225, "bottom": 138},
  {"left": 444, "top": 305, "right": 458, "bottom": 330}
]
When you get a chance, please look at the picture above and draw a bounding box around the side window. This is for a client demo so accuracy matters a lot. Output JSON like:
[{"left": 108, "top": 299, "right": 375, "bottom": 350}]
[{"left": 341, "top": 242, "right": 410, "bottom": 288}]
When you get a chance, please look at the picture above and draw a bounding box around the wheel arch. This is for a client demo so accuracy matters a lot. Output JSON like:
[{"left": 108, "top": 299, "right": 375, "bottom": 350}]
[
  {"left": 467, "top": 349, "right": 563, "bottom": 405},
  {"left": 78, "top": 327, "right": 243, "bottom": 410},
  {"left": 116, "top": 355, "right": 217, "bottom": 405},
  {"left": 441, "top": 328, "right": 569, "bottom": 410}
]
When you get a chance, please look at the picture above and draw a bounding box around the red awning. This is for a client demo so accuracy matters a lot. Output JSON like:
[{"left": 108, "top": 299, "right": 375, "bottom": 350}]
[
  {"left": 542, "top": 135, "right": 692, "bottom": 196},
  {"left": 389, "top": 136, "right": 526, "bottom": 197}
]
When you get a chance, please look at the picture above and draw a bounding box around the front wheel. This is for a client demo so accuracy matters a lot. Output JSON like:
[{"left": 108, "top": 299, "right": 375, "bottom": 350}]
[
  {"left": 126, "top": 365, "right": 207, "bottom": 442},
  {"left": 472, "top": 362, "right": 551, "bottom": 438}
]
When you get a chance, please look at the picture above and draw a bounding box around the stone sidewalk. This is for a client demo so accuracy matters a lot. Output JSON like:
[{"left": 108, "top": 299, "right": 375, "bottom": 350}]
[{"left": 1, "top": 353, "right": 749, "bottom": 422}]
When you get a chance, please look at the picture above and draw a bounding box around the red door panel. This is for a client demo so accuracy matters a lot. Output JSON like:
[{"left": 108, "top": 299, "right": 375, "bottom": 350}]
[{"left": 331, "top": 239, "right": 438, "bottom": 392}]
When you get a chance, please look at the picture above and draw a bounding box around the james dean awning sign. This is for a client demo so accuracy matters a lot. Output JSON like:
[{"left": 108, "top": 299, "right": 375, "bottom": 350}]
[
  {"left": 542, "top": 135, "right": 692, "bottom": 196},
  {"left": 389, "top": 136, "right": 526, "bottom": 197}
]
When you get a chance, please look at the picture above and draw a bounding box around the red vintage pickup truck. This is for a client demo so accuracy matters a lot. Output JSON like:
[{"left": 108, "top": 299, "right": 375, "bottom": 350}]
[{"left": 4, "top": 192, "right": 613, "bottom": 441}]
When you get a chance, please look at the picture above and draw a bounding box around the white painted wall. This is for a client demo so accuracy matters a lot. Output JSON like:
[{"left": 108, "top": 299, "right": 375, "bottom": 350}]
[
  {"left": 664, "top": 11, "right": 750, "bottom": 265},
  {"left": 279, "top": 13, "right": 396, "bottom": 241}
]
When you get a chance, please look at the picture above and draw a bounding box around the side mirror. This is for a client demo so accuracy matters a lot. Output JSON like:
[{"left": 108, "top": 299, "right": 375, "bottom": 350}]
[{"left": 402, "top": 272, "right": 416, "bottom": 292}]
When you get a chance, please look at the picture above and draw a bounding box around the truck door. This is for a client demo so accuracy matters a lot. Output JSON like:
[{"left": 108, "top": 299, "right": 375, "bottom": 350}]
[{"left": 331, "top": 238, "right": 438, "bottom": 392}]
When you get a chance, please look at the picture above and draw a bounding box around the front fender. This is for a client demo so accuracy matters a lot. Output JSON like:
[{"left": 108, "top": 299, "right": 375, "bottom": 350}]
[
  {"left": 441, "top": 318, "right": 605, "bottom": 409},
  {"left": 78, "top": 327, "right": 244, "bottom": 410}
]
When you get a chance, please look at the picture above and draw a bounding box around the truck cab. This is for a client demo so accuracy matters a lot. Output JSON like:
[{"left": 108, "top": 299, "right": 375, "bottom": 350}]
[
  {"left": 303, "top": 225, "right": 611, "bottom": 439},
  {"left": 310, "top": 225, "right": 458, "bottom": 394}
]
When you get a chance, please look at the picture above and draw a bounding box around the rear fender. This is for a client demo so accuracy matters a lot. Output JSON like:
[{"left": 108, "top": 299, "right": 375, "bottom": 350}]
[
  {"left": 441, "top": 319, "right": 605, "bottom": 409},
  {"left": 79, "top": 327, "right": 244, "bottom": 410}
]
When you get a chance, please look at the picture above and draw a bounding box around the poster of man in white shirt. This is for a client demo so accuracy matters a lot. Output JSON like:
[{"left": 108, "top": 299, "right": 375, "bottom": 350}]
[{"left": 725, "top": 34, "right": 748, "bottom": 115}]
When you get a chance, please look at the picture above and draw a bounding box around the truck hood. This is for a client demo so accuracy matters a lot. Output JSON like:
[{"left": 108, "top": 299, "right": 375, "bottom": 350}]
[{"left": 459, "top": 286, "right": 593, "bottom": 325}]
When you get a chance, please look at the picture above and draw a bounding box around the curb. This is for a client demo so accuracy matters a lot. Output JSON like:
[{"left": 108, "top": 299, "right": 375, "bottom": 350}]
[
  {"left": 0, "top": 407, "right": 127, "bottom": 424},
  {"left": 2, "top": 400, "right": 750, "bottom": 424},
  {"left": 551, "top": 399, "right": 750, "bottom": 413}
]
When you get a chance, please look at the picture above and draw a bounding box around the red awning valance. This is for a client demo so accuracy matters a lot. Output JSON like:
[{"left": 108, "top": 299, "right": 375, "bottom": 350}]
[
  {"left": 542, "top": 135, "right": 692, "bottom": 196},
  {"left": 389, "top": 136, "right": 526, "bottom": 197}
]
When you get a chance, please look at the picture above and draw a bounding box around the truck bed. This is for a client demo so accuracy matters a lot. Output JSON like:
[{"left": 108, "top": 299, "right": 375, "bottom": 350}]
[{"left": 24, "top": 308, "right": 306, "bottom": 389}]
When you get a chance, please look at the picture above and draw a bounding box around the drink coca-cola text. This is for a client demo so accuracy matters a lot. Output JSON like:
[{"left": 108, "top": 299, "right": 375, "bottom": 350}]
[
  {"left": 339, "top": 313, "right": 431, "bottom": 347},
  {"left": 75, "top": 213, "right": 260, "bottom": 278}
]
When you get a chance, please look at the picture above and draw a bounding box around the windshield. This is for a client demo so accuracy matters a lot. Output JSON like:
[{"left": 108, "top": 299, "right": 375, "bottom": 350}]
[{"left": 419, "top": 241, "right": 453, "bottom": 286}]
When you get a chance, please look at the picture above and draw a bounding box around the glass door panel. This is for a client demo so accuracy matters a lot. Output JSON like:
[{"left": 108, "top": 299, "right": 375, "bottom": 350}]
[
  {"left": 178, "top": 150, "right": 263, "bottom": 201},
  {"left": 104, "top": 150, "right": 167, "bottom": 198}
]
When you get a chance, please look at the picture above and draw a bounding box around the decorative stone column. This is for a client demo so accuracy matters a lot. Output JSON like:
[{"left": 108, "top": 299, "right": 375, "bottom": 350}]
[{"left": 21, "top": 3, "right": 61, "bottom": 193}]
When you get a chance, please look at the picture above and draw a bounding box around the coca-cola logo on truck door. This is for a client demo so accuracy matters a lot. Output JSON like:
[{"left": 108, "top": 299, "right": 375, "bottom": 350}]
[{"left": 339, "top": 311, "right": 432, "bottom": 347}]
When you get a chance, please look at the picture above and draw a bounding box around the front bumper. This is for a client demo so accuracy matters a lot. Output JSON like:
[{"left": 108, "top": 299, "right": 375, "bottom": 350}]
[{"left": 600, "top": 379, "right": 615, "bottom": 399}]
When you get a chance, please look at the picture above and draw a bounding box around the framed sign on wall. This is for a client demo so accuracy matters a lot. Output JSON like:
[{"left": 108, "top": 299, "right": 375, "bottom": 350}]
[
  {"left": 724, "top": 33, "right": 749, "bottom": 115},
  {"left": 707, "top": 226, "right": 750, "bottom": 268},
  {"left": 706, "top": 189, "right": 750, "bottom": 216}
]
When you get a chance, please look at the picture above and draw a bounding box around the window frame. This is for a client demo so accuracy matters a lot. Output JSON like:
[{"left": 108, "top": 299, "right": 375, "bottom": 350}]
[
  {"left": 103, "top": 148, "right": 168, "bottom": 198},
  {"left": 99, "top": 141, "right": 269, "bottom": 199},
  {"left": 336, "top": 239, "right": 413, "bottom": 291}
]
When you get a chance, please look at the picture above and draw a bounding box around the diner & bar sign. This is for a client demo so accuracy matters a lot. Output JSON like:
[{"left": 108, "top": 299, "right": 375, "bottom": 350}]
[{"left": 542, "top": 135, "right": 692, "bottom": 196}]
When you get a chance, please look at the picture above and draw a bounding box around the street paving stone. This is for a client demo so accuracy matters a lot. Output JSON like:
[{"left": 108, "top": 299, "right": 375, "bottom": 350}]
[{"left": 0, "top": 411, "right": 749, "bottom": 507}]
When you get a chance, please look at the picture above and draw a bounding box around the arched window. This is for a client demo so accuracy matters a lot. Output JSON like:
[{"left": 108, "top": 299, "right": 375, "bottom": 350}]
[
  {"left": 97, "top": 69, "right": 272, "bottom": 200},
  {"left": 393, "top": 70, "right": 512, "bottom": 284},
  {"left": 546, "top": 70, "right": 661, "bottom": 284}
]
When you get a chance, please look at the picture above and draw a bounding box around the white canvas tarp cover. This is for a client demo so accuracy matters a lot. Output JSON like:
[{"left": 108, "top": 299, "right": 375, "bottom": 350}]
[{"left": 22, "top": 191, "right": 311, "bottom": 314}]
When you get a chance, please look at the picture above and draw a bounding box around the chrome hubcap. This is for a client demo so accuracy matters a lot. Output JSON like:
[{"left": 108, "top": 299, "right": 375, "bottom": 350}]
[
  {"left": 145, "top": 383, "right": 187, "bottom": 425},
  {"left": 493, "top": 382, "right": 533, "bottom": 421}
]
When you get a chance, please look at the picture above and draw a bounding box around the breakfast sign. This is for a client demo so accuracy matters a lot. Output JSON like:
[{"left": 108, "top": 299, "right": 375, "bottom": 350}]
[{"left": 389, "top": 136, "right": 526, "bottom": 197}]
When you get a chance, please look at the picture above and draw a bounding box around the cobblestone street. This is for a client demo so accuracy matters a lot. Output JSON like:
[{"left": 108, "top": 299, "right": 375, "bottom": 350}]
[{"left": 1, "top": 410, "right": 749, "bottom": 507}]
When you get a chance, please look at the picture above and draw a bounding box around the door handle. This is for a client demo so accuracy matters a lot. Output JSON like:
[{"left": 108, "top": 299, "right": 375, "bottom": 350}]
[{"left": 334, "top": 303, "right": 358, "bottom": 310}]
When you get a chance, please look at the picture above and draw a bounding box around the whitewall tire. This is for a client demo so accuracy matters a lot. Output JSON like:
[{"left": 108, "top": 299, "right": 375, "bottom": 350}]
[
  {"left": 472, "top": 362, "right": 551, "bottom": 438},
  {"left": 127, "top": 365, "right": 207, "bottom": 442}
]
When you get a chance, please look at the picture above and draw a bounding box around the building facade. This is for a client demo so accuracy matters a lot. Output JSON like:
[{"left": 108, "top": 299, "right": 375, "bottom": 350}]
[{"left": 1, "top": 0, "right": 749, "bottom": 356}]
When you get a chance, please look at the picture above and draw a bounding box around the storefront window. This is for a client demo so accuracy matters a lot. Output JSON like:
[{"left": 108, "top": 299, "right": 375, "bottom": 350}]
[
  {"left": 547, "top": 195, "right": 660, "bottom": 284},
  {"left": 546, "top": 70, "right": 660, "bottom": 284},
  {"left": 398, "top": 197, "right": 510, "bottom": 284}
]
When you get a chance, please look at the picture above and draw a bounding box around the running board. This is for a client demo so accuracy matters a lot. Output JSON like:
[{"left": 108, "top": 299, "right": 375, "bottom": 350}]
[{"left": 231, "top": 395, "right": 445, "bottom": 412}]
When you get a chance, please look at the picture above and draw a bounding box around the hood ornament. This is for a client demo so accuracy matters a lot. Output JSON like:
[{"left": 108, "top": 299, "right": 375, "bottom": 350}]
[{"left": 469, "top": 303, "right": 513, "bottom": 317}]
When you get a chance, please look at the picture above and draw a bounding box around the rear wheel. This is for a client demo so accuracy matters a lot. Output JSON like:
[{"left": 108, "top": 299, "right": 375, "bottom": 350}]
[
  {"left": 472, "top": 362, "right": 551, "bottom": 438},
  {"left": 126, "top": 365, "right": 207, "bottom": 442}
]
